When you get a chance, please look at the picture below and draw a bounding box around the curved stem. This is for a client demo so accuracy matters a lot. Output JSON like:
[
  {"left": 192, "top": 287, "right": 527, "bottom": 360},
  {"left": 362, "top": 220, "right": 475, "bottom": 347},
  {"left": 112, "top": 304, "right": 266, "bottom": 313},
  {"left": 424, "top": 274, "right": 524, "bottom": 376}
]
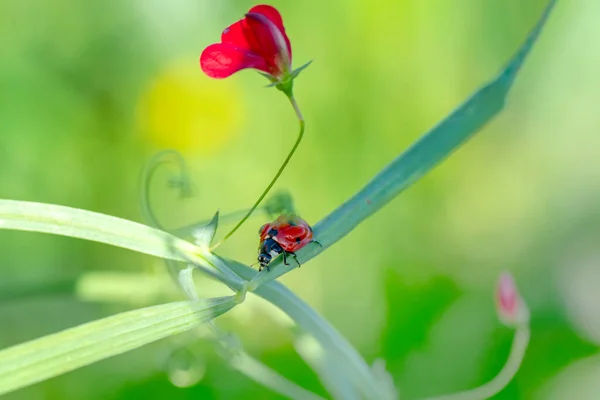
[
  {"left": 214, "top": 95, "right": 305, "bottom": 248},
  {"left": 140, "top": 150, "right": 192, "bottom": 232},
  {"left": 422, "top": 325, "right": 530, "bottom": 400}
]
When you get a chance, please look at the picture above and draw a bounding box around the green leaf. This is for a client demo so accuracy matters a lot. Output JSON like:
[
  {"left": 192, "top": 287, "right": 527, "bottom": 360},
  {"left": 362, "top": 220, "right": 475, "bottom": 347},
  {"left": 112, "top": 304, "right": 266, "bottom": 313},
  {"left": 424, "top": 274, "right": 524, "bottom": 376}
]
[
  {"left": 290, "top": 60, "right": 313, "bottom": 79},
  {"left": 264, "top": 190, "right": 296, "bottom": 217},
  {"left": 178, "top": 266, "right": 200, "bottom": 300},
  {"left": 313, "top": 0, "right": 556, "bottom": 246},
  {"left": 0, "top": 199, "right": 244, "bottom": 288},
  {"left": 191, "top": 210, "right": 219, "bottom": 248},
  {"left": 247, "top": 0, "right": 558, "bottom": 287},
  {"left": 0, "top": 199, "right": 196, "bottom": 261},
  {"left": 0, "top": 297, "right": 236, "bottom": 396}
]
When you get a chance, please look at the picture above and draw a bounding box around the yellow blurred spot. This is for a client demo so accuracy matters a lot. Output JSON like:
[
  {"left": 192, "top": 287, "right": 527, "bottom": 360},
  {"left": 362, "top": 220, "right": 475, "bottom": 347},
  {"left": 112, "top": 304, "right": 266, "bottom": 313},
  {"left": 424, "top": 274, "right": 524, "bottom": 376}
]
[{"left": 138, "top": 58, "right": 244, "bottom": 153}]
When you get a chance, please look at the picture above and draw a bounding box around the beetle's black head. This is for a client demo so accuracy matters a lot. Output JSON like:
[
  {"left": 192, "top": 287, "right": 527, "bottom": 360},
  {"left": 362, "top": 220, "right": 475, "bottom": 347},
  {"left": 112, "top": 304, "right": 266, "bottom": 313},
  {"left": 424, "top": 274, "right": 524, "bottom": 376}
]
[
  {"left": 258, "top": 237, "right": 283, "bottom": 270},
  {"left": 258, "top": 253, "right": 272, "bottom": 268}
]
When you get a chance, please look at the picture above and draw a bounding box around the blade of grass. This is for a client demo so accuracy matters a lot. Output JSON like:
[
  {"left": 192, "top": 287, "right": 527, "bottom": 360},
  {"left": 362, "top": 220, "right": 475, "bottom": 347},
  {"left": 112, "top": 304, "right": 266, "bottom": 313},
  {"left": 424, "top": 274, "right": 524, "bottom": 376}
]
[
  {"left": 0, "top": 199, "right": 196, "bottom": 260},
  {"left": 0, "top": 297, "right": 236, "bottom": 396},
  {"left": 0, "top": 199, "right": 244, "bottom": 288}
]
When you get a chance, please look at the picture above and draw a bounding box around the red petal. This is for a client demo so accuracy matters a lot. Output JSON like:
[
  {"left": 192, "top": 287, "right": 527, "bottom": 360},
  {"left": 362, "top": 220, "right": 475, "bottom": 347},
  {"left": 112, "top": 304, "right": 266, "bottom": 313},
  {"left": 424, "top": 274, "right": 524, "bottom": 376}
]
[
  {"left": 248, "top": 5, "right": 285, "bottom": 32},
  {"left": 200, "top": 43, "right": 268, "bottom": 78},
  {"left": 246, "top": 5, "right": 292, "bottom": 62},
  {"left": 221, "top": 20, "right": 251, "bottom": 49}
]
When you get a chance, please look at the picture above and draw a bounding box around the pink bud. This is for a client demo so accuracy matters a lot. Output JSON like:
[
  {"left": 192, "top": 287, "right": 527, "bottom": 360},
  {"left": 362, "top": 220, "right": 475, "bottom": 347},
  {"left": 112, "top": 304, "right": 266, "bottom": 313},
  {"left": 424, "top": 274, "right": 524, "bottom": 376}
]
[{"left": 496, "top": 272, "right": 529, "bottom": 327}]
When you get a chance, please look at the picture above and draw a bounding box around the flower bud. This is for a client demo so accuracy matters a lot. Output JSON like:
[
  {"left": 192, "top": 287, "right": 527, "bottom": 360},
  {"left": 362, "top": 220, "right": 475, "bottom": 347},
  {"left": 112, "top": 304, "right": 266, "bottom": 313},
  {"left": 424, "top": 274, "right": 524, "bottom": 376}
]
[{"left": 496, "top": 272, "right": 530, "bottom": 327}]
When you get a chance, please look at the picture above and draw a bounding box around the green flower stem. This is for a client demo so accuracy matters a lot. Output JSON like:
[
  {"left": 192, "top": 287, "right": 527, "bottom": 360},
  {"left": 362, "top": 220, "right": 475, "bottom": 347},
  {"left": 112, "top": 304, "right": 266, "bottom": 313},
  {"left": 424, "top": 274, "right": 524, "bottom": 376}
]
[
  {"left": 214, "top": 94, "right": 305, "bottom": 248},
  {"left": 246, "top": 0, "right": 557, "bottom": 291},
  {"left": 422, "top": 325, "right": 531, "bottom": 400}
]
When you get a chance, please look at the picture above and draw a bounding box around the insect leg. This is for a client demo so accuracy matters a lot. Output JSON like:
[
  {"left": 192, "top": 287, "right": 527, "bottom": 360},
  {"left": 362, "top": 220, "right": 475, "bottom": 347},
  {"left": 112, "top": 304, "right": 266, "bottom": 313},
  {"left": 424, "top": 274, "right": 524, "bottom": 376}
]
[{"left": 290, "top": 252, "right": 301, "bottom": 268}]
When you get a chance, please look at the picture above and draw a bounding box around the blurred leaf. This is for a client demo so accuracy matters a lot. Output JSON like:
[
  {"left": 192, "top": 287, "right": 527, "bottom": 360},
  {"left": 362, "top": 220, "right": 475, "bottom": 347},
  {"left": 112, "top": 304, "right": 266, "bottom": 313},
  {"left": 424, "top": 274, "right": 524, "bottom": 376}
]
[
  {"left": 295, "top": 334, "right": 361, "bottom": 400},
  {"left": 0, "top": 276, "right": 77, "bottom": 302},
  {"left": 178, "top": 266, "right": 200, "bottom": 301},
  {"left": 371, "top": 359, "right": 400, "bottom": 400},
  {"left": 191, "top": 210, "right": 219, "bottom": 248},
  {"left": 0, "top": 297, "right": 237, "bottom": 396},
  {"left": 382, "top": 273, "right": 461, "bottom": 365},
  {"left": 264, "top": 190, "right": 296, "bottom": 218}
]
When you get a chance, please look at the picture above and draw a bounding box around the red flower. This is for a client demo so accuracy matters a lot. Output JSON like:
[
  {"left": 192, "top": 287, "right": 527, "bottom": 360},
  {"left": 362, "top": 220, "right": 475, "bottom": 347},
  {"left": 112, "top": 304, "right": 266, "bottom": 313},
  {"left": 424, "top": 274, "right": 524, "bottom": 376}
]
[{"left": 200, "top": 5, "right": 293, "bottom": 81}]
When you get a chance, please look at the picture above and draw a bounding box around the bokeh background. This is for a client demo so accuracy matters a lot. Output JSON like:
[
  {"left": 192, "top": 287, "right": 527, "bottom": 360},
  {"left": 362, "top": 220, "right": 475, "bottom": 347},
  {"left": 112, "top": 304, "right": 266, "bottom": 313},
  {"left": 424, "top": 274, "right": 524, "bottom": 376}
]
[{"left": 1, "top": 0, "right": 599, "bottom": 398}]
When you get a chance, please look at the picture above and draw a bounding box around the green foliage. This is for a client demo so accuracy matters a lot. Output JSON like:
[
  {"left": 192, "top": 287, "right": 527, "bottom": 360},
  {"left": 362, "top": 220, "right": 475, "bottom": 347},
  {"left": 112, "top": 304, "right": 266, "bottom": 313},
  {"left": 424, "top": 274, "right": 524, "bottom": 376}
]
[{"left": 0, "top": 298, "right": 236, "bottom": 396}]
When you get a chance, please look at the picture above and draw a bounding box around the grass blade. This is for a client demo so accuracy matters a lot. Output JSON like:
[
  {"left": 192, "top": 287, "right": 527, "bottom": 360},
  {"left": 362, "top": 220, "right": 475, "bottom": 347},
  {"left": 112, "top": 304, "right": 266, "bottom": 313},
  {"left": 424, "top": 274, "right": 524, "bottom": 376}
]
[
  {"left": 0, "top": 199, "right": 244, "bottom": 287},
  {"left": 314, "top": 0, "right": 556, "bottom": 245},
  {"left": 0, "top": 297, "right": 236, "bottom": 395},
  {"left": 0, "top": 199, "right": 196, "bottom": 260}
]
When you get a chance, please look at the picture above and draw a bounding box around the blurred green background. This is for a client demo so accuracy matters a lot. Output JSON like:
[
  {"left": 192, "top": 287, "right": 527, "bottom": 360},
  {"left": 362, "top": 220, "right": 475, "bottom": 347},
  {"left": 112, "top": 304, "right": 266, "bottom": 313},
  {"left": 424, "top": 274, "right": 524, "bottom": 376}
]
[{"left": 1, "top": 0, "right": 599, "bottom": 399}]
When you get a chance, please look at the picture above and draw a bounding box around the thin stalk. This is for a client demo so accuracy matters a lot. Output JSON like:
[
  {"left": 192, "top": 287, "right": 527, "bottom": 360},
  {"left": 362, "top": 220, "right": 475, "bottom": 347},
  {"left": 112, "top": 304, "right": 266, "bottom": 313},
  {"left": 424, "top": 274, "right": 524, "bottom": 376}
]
[
  {"left": 422, "top": 325, "right": 531, "bottom": 400},
  {"left": 214, "top": 95, "right": 305, "bottom": 248}
]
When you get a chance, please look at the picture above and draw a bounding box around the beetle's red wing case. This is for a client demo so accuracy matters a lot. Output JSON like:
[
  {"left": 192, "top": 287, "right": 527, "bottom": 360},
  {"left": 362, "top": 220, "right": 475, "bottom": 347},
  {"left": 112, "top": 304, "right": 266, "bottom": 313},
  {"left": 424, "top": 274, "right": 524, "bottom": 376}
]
[
  {"left": 258, "top": 223, "right": 272, "bottom": 241},
  {"left": 256, "top": 214, "right": 315, "bottom": 259},
  {"left": 277, "top": 224, "right": 313, "bottom": 252}
]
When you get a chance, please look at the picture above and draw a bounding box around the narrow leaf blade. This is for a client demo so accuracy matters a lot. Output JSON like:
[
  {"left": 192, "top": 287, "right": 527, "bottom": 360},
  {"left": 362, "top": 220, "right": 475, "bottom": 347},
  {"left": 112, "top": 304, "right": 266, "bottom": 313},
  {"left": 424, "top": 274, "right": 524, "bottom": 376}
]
[
  {"left": 314, "top": 0, "right": 557, "bottom": 247},
  {"left": 0, "top": 199, "right": 198, "bottom": 261},
  {"left": 191, "top": 210, "right": 219, "bottom": 248},
  {"left": 0, "top": 297, "right": 236, "bottom": 395}
]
